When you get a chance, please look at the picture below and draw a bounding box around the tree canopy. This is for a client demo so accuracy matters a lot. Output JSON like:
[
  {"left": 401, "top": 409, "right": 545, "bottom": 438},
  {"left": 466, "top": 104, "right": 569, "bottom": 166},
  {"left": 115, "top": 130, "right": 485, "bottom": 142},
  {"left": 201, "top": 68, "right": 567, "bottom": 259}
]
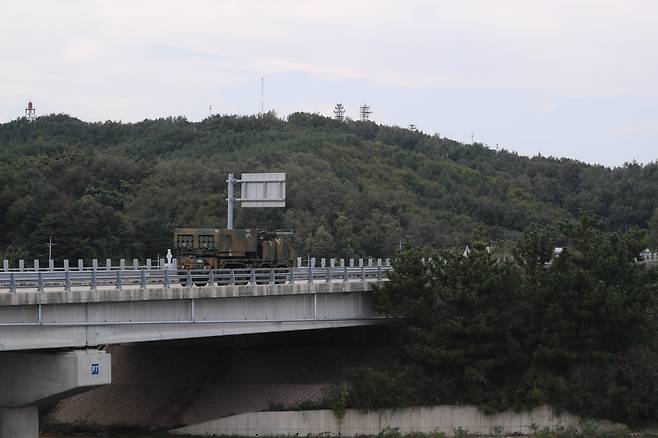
[
  {"left": 350, "top": 217, "right": 658, "bottom": 425},
  {"left": 1, "top": 112, "right": 657, "bottom": 262}
]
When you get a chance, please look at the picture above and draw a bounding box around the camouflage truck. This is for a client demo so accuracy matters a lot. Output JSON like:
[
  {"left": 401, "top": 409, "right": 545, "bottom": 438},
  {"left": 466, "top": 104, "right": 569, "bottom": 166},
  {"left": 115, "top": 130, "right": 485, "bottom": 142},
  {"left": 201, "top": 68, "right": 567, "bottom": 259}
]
[{"left": 174, "top": 228, "right": 295, "bottom": 270}]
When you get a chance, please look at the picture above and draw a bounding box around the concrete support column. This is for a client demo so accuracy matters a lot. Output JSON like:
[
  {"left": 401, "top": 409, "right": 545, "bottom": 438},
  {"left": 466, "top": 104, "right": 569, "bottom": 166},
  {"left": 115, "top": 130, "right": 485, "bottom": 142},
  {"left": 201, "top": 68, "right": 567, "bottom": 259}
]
[
  {"left": 0, "top": 406, "right": 38, "bottom": 438},
  {"left": 0, "top": 350, "right": 111, "bottom": 438}
]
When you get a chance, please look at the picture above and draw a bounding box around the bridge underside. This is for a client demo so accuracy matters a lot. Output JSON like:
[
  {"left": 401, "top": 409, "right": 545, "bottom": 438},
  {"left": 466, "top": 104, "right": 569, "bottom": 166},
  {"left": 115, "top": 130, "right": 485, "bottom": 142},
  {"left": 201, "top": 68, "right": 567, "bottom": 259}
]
[
  {"left": 44, "top": 325, "right": 395, "bottom": 432},
  {"left": 0, "top": 284, "right": 383, "bottom": 351}
]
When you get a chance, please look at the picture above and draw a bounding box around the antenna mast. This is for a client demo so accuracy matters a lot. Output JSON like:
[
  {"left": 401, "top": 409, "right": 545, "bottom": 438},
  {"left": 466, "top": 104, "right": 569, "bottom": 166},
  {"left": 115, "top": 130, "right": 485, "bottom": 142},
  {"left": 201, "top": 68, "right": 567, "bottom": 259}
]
[
  {"left": 359, "top": 103, "right": 372, "bottom": 122},
  {"left": 334, "top": 103, "right": 345, "bottom": 121},
  {"left": 25, "top": 101, "right": 36, "bottom": 122},
  {"left": 260, "top": 77, "right": 264, "bottom": 115}
]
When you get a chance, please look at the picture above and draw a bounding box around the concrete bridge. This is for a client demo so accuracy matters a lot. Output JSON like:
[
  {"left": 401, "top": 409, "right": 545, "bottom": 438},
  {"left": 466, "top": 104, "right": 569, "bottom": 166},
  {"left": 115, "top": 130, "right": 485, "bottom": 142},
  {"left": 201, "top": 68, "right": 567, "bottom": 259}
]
[{"left": 0, "top": 263, "right": 391, "bottom": 437}]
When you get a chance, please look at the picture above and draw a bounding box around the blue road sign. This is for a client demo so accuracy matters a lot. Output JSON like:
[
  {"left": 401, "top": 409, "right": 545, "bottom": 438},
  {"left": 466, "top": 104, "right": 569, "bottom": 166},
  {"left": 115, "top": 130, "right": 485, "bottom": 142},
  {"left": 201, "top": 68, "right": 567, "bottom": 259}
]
[{"left": 91, "top": 363, "right": 99, "bottom": 375}]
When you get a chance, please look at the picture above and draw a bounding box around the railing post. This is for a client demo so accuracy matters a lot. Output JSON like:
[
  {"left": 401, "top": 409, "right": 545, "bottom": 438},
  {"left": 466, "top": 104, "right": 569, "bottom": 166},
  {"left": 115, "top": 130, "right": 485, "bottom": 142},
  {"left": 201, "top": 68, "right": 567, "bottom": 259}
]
[
  {"left": 296, "top": 257, "right": 302, "bottom": 267},
  {"left": 116, "top": 270, "right": 123, "bottom": 290},
  {"left": 250, "top": 268, "right": 256, "bottom": 285},
  {"left": 19, "top": 259, "right": 24, "bottom": 272},
  {"left": 37, "top": 271, "right": 44, "bottom": 292},
  {"left": 2, "top": 259, "right": 8, "bottom": 271},
  {"left": 289, "top": 267, "right": 294, "bottom": 283},
  {"left": 208, "top": 270, "right": 215, "bottom": 286},
  {"left": 92, "top": 259, "right": 98, "bottom": 270},
  {"left": 64, "top": 270, "right": 71, "bottom": 291},
  {"left": 164, "top": 269, "right": 170, "bottom": 288},
  {"left": 9, "top": 272, "right": 16, "bottom": 293},
  {"left": 230, "top": 269, "right": 235, "bottom": 286},
  {"left": 120, "top": 259, "right": 126, "bottom": 270},
  {"left": 146, "top": 259, "right": 152, "bottom": 270},
  {"left": 33, "top": 259, "right": 39, "bottom": 271},
  {"left": 78, "top": 259, "right": 84, "bottom": 271},
  {"left": 49, "top": 259, "right": 54, "bottom": 271},
  {"left": 91, "top": 269, "right": 97, "bottom": 290},
  {"left": 321, "top": 258, "right": 326, "bottom": 268},
  {"left": 377, "top": 265, "right": 382, "bottom": 281},
  {"left": 270, "top": 268, "right": 276, "bottom": 285},
  {"left": 361, "top": 265, "right": 366, "bottom": 282},
  {"left": 307, "top": 265, "right": 313, "bottom": 284},
  {"left": 141, "top": 269, "right": 147, "bottom": 288},
  {"left": 63, "top": 259, "right": 69, "bottom": 271},
  {"left": 133, "top": 259, "right": 139, "bottom": 270},
  {"left": 106, "top": 259, "right": 112, "bottom": 270},
  {"left": 159, "top": 259, "right": 165, "bottom": 270},
  {"left": 186, "top": 270, "right": 192, "bottom": 287},
  {"left": 343, "top": 265, "right": 348, "bottom": 282}
]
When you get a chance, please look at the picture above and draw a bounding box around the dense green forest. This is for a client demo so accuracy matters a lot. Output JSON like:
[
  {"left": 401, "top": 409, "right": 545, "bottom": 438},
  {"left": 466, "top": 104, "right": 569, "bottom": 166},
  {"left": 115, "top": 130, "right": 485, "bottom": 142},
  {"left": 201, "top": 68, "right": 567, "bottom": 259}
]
[
  {"left": 0, "top": 112, "right": 657, "bottom": 262},
  {"left": 345, "top": 217, "right": 658, "bottom": 426}
]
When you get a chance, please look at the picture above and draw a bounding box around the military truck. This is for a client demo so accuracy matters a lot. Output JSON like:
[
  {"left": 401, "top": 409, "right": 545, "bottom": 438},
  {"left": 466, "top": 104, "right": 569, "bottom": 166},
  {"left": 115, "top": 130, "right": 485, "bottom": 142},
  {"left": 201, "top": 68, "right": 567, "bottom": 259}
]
[{"left": 174, "top": 227, "right": 295, "bottom": 270}]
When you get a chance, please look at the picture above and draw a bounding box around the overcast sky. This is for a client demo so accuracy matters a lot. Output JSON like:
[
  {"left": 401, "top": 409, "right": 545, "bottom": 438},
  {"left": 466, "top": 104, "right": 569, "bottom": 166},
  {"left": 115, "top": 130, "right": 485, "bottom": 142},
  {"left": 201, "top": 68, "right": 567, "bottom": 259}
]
[{"left": 2, "top": 1, "right": 657, "bottom": 166}]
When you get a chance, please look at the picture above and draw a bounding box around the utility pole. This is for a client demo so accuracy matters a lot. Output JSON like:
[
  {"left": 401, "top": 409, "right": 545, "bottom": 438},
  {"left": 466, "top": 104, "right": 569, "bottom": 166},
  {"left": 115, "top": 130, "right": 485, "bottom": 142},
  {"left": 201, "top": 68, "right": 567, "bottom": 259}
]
[{"left": 45, "top": 236, "right": 56, "bottom": 261}]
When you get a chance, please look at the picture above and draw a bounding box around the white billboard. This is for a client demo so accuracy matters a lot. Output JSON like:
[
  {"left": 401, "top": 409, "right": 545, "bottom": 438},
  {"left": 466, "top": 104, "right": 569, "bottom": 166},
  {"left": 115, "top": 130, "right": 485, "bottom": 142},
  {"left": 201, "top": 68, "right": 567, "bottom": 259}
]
[{"left": 240, "top": 173, "right": 286, "bottom": 208}]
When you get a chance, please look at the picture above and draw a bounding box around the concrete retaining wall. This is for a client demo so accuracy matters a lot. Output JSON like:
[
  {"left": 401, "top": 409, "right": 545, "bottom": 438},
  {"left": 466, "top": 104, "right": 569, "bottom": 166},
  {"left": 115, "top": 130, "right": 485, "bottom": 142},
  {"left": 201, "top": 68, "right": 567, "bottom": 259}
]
[{"left": 173, "top": 405, "right": 581, "bottom": 437}]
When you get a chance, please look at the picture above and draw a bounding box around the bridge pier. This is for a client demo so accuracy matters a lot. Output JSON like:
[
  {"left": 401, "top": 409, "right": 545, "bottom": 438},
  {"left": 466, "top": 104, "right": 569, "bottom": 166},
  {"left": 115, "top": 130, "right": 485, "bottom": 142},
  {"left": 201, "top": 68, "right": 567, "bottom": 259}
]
[
  {"left": 0, "top": 407, "right": 38, "bottom": 438},
  {"left": 0, "top": 350, "right": 111, "bottom": 438}
]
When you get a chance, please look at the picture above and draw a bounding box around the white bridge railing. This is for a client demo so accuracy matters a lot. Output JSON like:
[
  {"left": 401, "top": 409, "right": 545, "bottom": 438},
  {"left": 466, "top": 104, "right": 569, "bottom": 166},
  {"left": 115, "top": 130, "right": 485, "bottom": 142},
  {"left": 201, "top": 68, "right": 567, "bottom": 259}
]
[{"left": 0, "top": 263, "right": 392, "bottom": 293}]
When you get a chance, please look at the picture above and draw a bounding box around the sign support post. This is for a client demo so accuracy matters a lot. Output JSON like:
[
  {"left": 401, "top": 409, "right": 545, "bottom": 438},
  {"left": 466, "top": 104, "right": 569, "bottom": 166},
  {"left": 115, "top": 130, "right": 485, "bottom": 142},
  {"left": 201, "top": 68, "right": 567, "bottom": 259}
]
[
  {"left": 227, "top": 173, "right": 236, "bottom": 229},
  {"left": 226, "top": 172, "right": 286, "bottom": 230}
]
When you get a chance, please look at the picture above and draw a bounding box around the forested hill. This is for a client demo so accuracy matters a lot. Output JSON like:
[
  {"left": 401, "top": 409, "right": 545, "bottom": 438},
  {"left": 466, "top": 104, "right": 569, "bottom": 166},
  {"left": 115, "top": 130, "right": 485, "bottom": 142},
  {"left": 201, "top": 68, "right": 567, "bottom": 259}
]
[{"left": 0, "top": 112, "right": 657, "bottom": 261}]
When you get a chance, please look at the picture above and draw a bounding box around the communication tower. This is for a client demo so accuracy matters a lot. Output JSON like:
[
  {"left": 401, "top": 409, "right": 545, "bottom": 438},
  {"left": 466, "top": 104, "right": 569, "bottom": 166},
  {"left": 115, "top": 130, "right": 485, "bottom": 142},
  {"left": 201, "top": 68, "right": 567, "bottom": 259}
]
[
  {"left": 260, "top": 77, "right": 264, "bottom": 115},
  {"left": 25, "top": 101, "right": 36, "bottom": 122},
  {"left": 359, "top": 104, "right": 372, "bottom": 122},
  {"left": 334, "top": 103, "right": 345, "bottom": 120}
]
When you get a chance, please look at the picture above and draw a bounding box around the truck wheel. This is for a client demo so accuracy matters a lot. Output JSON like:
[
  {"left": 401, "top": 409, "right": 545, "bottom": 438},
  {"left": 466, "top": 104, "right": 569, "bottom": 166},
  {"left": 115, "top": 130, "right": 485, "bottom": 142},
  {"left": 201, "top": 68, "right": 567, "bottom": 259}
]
[{"left": 178, "top": 271, "right": 188, "bottom": 287}]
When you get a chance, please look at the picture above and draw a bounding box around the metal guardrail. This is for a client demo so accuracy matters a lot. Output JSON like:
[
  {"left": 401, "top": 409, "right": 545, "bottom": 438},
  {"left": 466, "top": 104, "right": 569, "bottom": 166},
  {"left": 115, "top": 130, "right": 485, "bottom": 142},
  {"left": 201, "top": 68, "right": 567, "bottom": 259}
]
[
  {"left": 1, "top": 257, "right": 392, "bottom": 272},
  {"left": 0, "top": 266, "right": 392, "bottom": 293}
]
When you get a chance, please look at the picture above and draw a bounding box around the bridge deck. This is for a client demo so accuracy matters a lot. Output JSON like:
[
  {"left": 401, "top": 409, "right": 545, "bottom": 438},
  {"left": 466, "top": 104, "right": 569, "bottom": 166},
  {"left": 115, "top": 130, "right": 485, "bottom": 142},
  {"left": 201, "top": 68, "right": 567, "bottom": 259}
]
[
  {"left": 0, "top": 280, "right": 388, "bottom": 351},
  {"left": 0, "top": 279, "right": 380, "bottom": 306}
]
